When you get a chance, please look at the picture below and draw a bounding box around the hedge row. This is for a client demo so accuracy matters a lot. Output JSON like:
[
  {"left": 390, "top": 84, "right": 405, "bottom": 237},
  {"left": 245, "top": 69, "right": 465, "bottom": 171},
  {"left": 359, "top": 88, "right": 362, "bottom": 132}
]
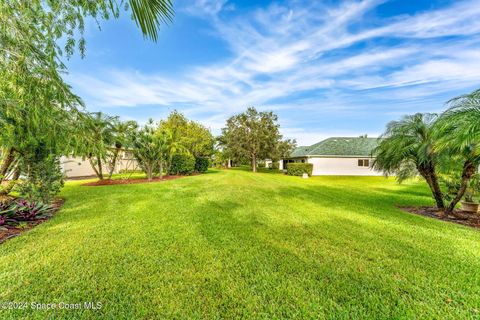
[
  {"left": 171, "top": 154, "right": 196, "bottom": 175},
  {"left": 286, "top": 163, "right": 313, "bottom": 176},
  {"left": 194, "top": 157, "right": 209, "bottom": 173},
  {"left": 171, "top": 155, "right": 210, "bottom": 175}
]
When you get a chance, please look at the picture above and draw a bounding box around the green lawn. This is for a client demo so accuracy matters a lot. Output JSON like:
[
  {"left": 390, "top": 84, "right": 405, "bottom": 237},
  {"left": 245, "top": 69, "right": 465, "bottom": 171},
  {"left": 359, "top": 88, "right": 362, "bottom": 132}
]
[{"left": 1, "top": 169, "right": 479, "bottom": 319}]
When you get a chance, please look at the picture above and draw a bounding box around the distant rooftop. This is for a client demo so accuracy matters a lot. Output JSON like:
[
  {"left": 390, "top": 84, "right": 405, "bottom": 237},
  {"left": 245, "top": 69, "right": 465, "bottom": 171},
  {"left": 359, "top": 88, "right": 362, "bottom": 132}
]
[{"left": 290, "top": 137, "right": 380, "bottom": 157}]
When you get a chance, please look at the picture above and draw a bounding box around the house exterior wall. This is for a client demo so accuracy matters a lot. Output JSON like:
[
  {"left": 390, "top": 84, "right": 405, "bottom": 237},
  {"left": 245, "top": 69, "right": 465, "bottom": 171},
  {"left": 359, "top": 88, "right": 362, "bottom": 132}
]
[
  {"left": 264, "top": 160, "right": 283, "bottom": 170},
  {"left": 307, "top": 157, "right": 383, "bottom": 176},
  {"left": 61, "top": 152, "right": 139, "bottom": 178}
]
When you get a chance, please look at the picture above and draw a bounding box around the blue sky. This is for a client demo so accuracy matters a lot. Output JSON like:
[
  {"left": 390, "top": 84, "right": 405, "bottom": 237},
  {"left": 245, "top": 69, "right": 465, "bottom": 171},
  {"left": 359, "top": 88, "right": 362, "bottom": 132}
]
[{"left": 65, "top": 0, "right": 480, "bottom": 145}]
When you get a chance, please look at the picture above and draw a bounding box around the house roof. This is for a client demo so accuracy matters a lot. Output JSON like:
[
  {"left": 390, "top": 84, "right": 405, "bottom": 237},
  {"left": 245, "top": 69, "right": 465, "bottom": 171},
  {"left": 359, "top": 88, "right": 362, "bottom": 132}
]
[{"left": 289, "top": 137, "right": 380, "bottom": 157}]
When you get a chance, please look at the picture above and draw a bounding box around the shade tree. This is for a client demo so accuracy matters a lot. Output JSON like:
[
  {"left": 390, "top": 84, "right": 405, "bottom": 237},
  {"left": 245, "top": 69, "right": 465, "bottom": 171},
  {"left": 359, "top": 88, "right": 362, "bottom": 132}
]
[{"left": 220, "top": 107, "right": 291, "bottom": 172}]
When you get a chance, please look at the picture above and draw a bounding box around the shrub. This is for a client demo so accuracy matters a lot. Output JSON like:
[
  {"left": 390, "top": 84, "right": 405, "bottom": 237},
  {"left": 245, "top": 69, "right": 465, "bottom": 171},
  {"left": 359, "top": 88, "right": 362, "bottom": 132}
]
[
  {"left": 171, "top": 154, "right": 195, "bottom": 175},
  {"left": 16, "top": 155, "right": 64, "bottom": 202},
  {"left": 286, "top": 163, "right": 313, "bottom": 176},
  {"left": 10, "top": 199, "right": 53, "bottom": 221},
  {"left": 0, "top": 199, "right": 52, "bottom": 227},
  {"left": 194, "top": 157, "right": 209, "bottom": 173}
]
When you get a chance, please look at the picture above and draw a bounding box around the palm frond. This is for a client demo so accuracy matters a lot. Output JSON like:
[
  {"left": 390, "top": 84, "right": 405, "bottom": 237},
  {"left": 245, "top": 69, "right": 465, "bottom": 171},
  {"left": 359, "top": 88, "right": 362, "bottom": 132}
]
[{"left": 128, "top": 0, "right": 174, "bottom": 41}]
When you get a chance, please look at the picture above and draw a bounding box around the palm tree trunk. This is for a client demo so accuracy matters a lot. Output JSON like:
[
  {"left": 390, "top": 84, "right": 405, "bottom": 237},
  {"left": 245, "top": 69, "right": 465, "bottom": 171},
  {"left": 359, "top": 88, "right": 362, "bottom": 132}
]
[
  {"left": 89, "top": 158, "right": 99, "bottom": 177},
  {"left": 0, "top": 167, "right": 20, "bottom": 196},
  {"left": 418, "top": 165, "right": 445, "bottom": 210},
  {"left": 0, "top": 148, "right": 15, "bottom": 183},
  {"left": 146, "top": 163, "right": 153, "bottom": 181},
  {"left": 159, "top": 159, "right": 163, "bottom": 180},
  {"left": 445, "top": 160, "right": 476, "bottom": 215},
  {"left": 430, "top": 172, "right": 445, "bottom": 209},
  {"left": 108, "top": 148, "right": 120, "bottom": 179},
  {"left": 97, "top": 155, "right": 104, "bottom": 180},
  {"left": 166, "top": 157, "right": 171, "bottom": 176}
]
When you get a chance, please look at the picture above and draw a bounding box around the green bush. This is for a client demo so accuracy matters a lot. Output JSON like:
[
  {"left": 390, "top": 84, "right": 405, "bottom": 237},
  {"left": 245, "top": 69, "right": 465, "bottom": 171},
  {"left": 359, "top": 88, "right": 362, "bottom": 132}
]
[
  {"left": 171, "top": 154, "right": 195, "bottom": 175},
  {"left": 16, "top": 155, "right": 64, "bottom": 202},
  {"left": 195, "top": 157, "right": 209, "bottom": 173},
  {"left": 286, "top": 163, "right": 313, "bottom": 176}
]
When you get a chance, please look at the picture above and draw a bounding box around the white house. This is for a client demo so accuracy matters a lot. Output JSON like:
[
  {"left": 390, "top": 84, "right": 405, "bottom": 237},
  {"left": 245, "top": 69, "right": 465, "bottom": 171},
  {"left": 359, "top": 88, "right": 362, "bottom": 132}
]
[
  {"left": 272, "top": 137, "right": 383, "bottom": 176},
  {"left": 61, "top": 150, "right": 139, "bottom": 178}
]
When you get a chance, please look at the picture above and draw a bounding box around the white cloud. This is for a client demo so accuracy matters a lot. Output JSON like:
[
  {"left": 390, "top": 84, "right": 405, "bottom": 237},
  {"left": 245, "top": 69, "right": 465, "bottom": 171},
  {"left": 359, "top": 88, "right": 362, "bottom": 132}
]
[{"left": 68, "top": 0, "right": 480, "bottom": 145}]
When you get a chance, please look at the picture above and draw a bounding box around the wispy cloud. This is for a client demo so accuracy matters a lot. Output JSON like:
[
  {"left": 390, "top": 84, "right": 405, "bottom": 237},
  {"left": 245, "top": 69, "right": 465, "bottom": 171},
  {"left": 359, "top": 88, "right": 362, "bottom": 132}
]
[{"left": 68, "top": 0, "right": 480, "bottom": 145}]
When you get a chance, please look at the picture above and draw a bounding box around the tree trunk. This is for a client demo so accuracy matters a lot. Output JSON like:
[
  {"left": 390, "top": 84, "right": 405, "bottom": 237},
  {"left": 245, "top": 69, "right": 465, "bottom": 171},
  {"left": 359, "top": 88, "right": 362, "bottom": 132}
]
[
  {"left": 108, "top": 148, "right": 120, "bottom": 179},
  {"left": 159, "top": 159, "right": 163, "bottom": 180},
  {"left": 166, "top": 158, "right": 171, "bottom": 176},
  {"left": 0, "top": 148, "right": 15, "bottom": 183},
  {"left": 96, "top": 155, "right": 104, "bottom": 180},
  {"left": 146, "top": 163, "right": 153, "bottom": 181},
  {"left": 0, "top": 167, "right": 20, "bottom": 196},
  {"left": 418, "top": 165, "right": 445, "bottom": 210},
  {"left": 88, "top": 158, "right": 100, "bottom": 178},
  {"left": 252, "top": 155, "right": 257, "bottom": 172},
  {"left": 445, "top": 160, "right": 476, "bottom": 216},
  {"left": 430, "top": 172, "right": 445, "bottom": 209}
]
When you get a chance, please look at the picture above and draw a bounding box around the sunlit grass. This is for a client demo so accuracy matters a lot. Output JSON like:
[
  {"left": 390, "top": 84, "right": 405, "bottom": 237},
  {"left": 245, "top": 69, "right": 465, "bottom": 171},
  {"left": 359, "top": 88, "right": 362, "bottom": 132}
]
[{"left": 0, "top": 169, "right": 479, "bottom": 319}]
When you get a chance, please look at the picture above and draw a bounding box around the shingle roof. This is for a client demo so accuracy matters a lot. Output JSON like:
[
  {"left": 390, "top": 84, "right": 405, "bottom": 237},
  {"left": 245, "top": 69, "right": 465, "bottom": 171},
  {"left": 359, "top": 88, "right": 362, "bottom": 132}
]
[{"left": 290, "top": 137, "right": 379, "bottom": 157}]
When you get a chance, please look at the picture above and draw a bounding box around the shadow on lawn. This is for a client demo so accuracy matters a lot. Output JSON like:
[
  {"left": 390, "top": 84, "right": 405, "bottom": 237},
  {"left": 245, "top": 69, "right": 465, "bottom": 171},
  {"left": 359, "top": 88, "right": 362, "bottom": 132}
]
[
  {"left": 191, "top": 181, "right": 477, "bottom": 266},
  {"left": 189, "top": 195, "right": 479, "bottom": 317}
]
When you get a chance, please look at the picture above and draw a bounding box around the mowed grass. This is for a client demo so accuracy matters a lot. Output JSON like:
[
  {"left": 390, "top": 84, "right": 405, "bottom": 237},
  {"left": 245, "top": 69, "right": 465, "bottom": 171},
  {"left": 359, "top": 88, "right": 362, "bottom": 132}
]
[{"left": 0, "top": 169, "right": 479, "bottom": 319}]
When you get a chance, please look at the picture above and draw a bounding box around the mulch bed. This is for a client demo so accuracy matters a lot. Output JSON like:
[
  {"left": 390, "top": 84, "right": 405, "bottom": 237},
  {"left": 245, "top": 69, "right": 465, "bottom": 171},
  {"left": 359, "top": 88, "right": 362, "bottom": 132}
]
[
  {"left": 81, "top": 174, "right": 197, "bottom": 186},
  {"left": 0, "top": 198, "right": 65, "bottom": 244},
  {"left": 399, "top": 206, "right": 480, "bottom": 229}
]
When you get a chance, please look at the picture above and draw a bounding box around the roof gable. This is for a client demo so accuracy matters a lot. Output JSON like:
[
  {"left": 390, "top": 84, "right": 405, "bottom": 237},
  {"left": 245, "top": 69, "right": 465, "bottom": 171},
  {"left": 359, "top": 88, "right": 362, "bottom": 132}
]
[{"left": 290, "top": 137, "right": 379, "bottom": 157}]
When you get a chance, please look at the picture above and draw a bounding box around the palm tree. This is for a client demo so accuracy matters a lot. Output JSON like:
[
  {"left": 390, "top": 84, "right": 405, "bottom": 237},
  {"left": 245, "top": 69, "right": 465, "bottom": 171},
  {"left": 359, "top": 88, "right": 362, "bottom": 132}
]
[
  {"left": 436, "top": 89, "right": 480, "bottom": 214},
  {"left": 107, "top": 120, "right": 138, "bottom": 179},
  {"left": 372, "top": 113, "right": 445, "bottom": 209},
  {"left": 80, "top": 112, "right": 117, "bottom": 180},
  {"left": 132, "top": 120, "right": 163, "bottom": 181},
  {"left": 160, "top": 128, "right": 187, "bottom": 176}
]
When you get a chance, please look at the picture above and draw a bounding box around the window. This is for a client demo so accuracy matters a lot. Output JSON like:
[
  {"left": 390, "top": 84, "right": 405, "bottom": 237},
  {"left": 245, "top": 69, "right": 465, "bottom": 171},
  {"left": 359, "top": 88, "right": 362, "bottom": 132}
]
[{"left": 358, "top": 159, "right": 370, "bottom": 167}]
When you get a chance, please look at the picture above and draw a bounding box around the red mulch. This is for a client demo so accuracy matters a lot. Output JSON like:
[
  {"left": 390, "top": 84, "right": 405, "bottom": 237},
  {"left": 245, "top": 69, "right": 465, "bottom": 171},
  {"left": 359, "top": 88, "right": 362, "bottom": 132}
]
[
  {"left": 399, "top": 206, "right": 480, "bottom": 229},
  {"left": 81, "top": 174, "right": 197, "bottom": 186},
  {"left": 0, "top": 198, "right": 65, "bottom": 244}
]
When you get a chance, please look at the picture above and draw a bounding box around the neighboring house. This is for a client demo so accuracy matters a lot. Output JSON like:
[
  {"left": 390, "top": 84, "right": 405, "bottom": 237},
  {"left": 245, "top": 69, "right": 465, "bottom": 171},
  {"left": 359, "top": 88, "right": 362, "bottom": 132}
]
[
  {"left": 268, "top": 137, "right": 383, "bottom": 176},
  {"left": 61, "top": 150, "right": 139, "bottom": 178}
]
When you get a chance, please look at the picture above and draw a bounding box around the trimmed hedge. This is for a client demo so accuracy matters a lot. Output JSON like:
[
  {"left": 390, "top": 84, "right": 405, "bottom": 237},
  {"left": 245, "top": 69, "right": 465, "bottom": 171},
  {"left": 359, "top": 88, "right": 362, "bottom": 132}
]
[
  {"left": 195, "top": 157, "right": 210, "bottom": 173},
  {"left": 286, "top": 163, "right": 313, "bottom": 176},
  {"left": 171, "top": 154, "right": 195, "bottom": 175}
]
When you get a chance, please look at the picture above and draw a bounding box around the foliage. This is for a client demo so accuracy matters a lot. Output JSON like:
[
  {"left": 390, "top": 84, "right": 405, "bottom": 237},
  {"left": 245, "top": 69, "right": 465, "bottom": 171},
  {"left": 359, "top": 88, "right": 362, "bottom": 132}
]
[
  {"left": 464, "top": 174, "right": 480, "bottom": 203},
  {"left": 132, "top": 121, "right": 163, "bottom": 181},
  {"left": 15, "top": 155, "right": 64, "bottom": 202},
  {"left": 435, "top": 88, "right": 480, "bottom": 212},
  {"left": 8, "top": 199, "right": 53, "bottom": 221},
  {"left": 0, "top": 0, "right": 173, "bottom": 200},
  {"left": 286, "top": 163, "right": 313, "bottom": 176},
  {"left": 0, "top": 198, "right": 52, "bottom": 226},
  {"left": 171, "top": 154, "right": 196, "bottom": 175},
  {"left": 194, "top": 157, "right": 210, "bottom": 173},
  {"left": 372, "top": 113, "right": 445, "bottom": 210},
  {"left": 159, "top": 111, "right": 215, "bottom": 168},
  {"left": 77, "top": 112, "right": 117, "bottom": 180},
  {"left": 271, "top": 139, "right": 297, "bottom": 162},
  {"left": 221, "top": 107, "right": 290, "bottom": 172},
  {"left": 372, "top": 88, "right": 480, "bottom": 214},
  {"left": 107, "top": 119, "right": 138, "bottom": 179}
]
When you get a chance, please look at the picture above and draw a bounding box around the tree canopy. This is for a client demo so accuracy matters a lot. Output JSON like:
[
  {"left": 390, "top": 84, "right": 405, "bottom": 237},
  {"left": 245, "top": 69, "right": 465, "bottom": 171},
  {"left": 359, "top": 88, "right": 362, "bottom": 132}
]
[{"left": 221, "top": 107, "right": 295, "bottom": 172}]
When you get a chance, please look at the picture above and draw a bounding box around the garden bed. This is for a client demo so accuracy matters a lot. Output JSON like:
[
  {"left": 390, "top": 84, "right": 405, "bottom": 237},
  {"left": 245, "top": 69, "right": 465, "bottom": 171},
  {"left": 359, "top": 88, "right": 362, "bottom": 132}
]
[
  {"left": 399, "top": 206, "right": 480, "bottom": 229},
  {"left": 0, "top": 198, "right": 64, "bottom": 244},
  {"left": 81, "top": 174, "right": 196, "bottom": 186}
]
